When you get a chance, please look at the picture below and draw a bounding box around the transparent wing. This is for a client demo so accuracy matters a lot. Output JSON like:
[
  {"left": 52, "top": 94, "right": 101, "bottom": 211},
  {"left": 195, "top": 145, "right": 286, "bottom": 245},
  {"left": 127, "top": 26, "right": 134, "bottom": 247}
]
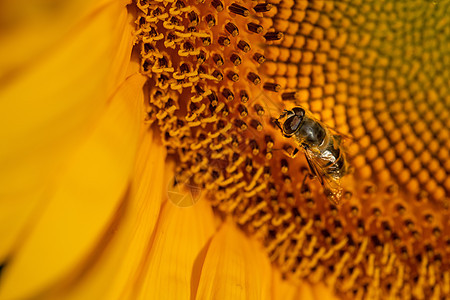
[
  {"left": 304, "top": 147, "right": 343, "bottom": 204},
  {"left": 304, "top": 109, "right": 354, "bottom": 142},
  {"left": 327, "top": 128, "right": 354, "bottom": 142},
  {"left": 303, "top": 148, "right": 324, "bottom": 185}
]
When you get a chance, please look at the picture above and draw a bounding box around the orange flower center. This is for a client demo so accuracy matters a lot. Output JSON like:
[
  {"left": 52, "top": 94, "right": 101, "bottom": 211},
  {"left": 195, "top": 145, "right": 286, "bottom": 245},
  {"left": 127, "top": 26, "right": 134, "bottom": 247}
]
[{"left": 134, "top": 0, "right": 450, "bottom": 298}]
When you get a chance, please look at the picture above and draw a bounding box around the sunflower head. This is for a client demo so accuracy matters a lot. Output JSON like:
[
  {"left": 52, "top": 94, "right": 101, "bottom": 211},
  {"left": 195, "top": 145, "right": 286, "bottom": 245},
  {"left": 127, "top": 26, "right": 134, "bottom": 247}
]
[{"left": 1, "top": 0, "right": 449, "bottom": 299}]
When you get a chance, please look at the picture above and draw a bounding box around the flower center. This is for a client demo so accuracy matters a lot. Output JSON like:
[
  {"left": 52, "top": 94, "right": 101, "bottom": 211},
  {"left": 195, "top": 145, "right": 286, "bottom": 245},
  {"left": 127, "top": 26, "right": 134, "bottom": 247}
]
[{"left": 133, "top": 0, "right": 450, "bottom": 298}]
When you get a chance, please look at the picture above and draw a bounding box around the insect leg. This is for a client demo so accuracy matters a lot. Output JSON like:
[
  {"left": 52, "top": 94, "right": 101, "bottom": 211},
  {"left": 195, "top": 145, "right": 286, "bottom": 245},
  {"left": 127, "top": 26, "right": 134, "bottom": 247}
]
[
  {"left": 273, "top": 118, "right": 283, "bottom": 131},
  {"left": 272, "top": 110, "right": 289, "bottom": 131},
  {"left": 300, "top": 171, "right": 314, "bottom": 194},
  {"left": 282, "top": 146, "right": 300, "bottom": 158}
]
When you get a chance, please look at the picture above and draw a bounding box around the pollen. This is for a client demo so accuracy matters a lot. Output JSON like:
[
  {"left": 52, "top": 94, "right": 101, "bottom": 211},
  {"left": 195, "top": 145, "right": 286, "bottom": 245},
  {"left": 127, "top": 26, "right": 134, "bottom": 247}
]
[{"left": 134, "top": 0, "right": 450, "bottom": 299}]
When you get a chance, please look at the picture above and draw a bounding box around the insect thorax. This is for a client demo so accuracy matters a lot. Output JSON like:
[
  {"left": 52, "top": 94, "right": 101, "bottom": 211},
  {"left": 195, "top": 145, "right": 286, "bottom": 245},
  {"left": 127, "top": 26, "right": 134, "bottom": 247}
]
[{"left": 294, "top": 116, "right": 327, "bottom": 148}]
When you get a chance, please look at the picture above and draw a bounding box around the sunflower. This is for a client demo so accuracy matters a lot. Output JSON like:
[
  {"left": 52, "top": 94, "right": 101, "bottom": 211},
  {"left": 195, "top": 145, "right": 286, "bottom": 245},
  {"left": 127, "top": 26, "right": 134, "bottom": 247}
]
[{"left": 1, "top": 0, "right": 449, "bottom": 299}]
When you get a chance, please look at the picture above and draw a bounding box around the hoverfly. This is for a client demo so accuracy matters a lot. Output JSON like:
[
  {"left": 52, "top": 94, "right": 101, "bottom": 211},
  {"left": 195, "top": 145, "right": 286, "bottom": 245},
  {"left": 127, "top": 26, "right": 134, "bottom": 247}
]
[{"left": 274, "top": 107, "right": 349, "bottom": 205}]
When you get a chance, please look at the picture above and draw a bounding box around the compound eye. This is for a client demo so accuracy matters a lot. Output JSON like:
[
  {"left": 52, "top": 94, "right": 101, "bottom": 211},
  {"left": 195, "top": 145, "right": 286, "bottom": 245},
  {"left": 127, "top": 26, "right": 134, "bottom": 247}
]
[
  {"left": 292, "top": 107, "right": 305, "bottom": 117},
  {"left": 283, "top": 115, "right": 301, "bottom": 135}
]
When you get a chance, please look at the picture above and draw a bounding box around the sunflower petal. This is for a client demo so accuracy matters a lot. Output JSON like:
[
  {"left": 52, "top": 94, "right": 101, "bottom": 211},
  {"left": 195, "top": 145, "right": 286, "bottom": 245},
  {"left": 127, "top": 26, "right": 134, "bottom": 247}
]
[
  {"left": 296, "top": 281, "right": 316, "bottom": 300},
  {"left": 134, "top": 199, "right": 217, "bottom": 300},
  {"left": 0, "top": 0, "right": 132, "bottom": 81},
  {"left": 195, "top": 220, "right": 272, "bottom": 300},
  {"left": 107, "top": 133, "right": 169, "bottom": 299},
  {"left": 0, "top": 73, "right": 147, "bottom": 299},
  {"left": 0, "top": 0, "right": 133, "bottom": 262},
  {"left": 311, "top": 283, "right": 340, "bottom": 300},
  {"left": 43, "top": 130, "right": 168, "bottom": 299},
  {"left": 272, "top": 269, "right": 298, "bottom": 300},
  {"left": 0, "top": 0, "right": 93, "bottom": 79},
  {"left": 107, "top": 2, "right": 141, "bottom": 90}
]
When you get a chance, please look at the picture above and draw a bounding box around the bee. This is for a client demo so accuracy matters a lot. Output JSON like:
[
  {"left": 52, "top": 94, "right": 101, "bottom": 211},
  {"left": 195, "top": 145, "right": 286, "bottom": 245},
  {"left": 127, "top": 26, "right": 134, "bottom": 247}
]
[{"left": 274, "top": 107, "right": 349, "bottom": 205}]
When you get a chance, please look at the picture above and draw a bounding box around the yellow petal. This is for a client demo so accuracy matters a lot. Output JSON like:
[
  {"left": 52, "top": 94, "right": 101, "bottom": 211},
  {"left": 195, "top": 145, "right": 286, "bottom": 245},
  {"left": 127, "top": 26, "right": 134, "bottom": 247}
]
[
  {"left": 0, "top": 0, "right": 133, "bottom": 262},
  {"left": 107, "top": 2, "right": 141, "bottom": 90},
  {"left": 0, "top": 73, "right": 147, "bottom": 299},
  {"left": 47, "top": 130, "right": 168, "bottom": 300},
  {"left": 272, "top": 268, "right": 335, "bottom": 300},
  {"left": 0, "top": 0, "right": 95, "bottom": 79},
  {"left": 134, "top": 199, "right": 217, "bottom": 300},
  {"left": 272, "top": 269, "right": 298, "bottom": 300},
  {"left": 195, "top": 220, "right": 272, "bottom": 300},
  {"left": 311, "top": 283, "right": 340, "bottom": 300},
  {"left": 296, "top": 281, "right": 317, "bottom": 300},
  {"left": 107, "top": 133, "right": 169, "bottom": 300}
]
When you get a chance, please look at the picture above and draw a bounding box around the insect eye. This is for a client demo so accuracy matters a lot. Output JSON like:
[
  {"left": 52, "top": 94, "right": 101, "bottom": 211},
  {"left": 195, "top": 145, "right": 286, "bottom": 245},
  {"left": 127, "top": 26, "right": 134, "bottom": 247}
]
[
  {"left": 293, "top": 107, "right": 305, "bottom": 117},
  {"left": 283, "top": 116, "right": 301, "bottom": 135}
]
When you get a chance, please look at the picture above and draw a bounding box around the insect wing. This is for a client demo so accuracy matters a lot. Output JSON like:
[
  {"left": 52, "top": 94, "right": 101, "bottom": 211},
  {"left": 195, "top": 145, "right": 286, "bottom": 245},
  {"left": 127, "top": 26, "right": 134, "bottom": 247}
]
[
  {"left": 323, "top": 176, "right": 343, "bottom": 205},
  {"left": 303, "top": 148, "right": 324, "bottom": 185},
  {"left": 304, "top": 148, "right": 343, "bottom": 204},
  {"left": 326, "top": 126, "right": 354, "bottom": 143}
]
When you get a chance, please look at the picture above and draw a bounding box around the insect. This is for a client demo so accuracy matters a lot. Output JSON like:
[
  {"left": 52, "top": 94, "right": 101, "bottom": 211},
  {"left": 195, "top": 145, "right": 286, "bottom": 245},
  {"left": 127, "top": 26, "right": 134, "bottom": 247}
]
[{"left": 273, "top": 107, "right": 349, "bottom": 205}]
